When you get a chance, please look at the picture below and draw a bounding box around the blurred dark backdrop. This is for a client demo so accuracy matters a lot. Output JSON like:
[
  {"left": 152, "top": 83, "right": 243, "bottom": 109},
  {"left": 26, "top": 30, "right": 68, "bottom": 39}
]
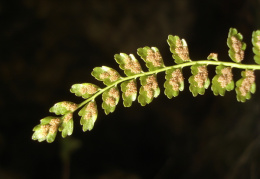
[{"left": 1, "top": 0, "right": 260, "bottom": 178}]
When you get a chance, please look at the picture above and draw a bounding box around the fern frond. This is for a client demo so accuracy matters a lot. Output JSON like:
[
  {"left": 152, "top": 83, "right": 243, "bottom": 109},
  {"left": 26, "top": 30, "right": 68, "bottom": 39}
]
[{"left": 32, "top": 28, "right": 260, "bottom": 143}]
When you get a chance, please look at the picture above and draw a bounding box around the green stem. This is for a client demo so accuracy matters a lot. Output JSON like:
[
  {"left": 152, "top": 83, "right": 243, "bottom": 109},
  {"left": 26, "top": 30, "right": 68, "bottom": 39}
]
[{"left": 76, "top": 60, "right": 260, "bottom": 110}]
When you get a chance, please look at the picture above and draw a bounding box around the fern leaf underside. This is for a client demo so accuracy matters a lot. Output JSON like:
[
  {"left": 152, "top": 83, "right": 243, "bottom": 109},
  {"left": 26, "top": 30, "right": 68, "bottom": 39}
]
[{"left": 32, "top": 28, "right": 260, "bottom": 143}]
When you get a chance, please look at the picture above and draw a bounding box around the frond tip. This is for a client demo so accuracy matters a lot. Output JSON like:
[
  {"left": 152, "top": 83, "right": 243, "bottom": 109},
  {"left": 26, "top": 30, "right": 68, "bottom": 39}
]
[{"left": 32, "top": 27, "right": 260, "bottom": 143}]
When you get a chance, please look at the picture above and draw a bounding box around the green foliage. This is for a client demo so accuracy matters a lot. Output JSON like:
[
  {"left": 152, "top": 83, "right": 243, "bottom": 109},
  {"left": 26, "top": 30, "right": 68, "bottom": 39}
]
[
  {"left": 70, "top": 83, "right": 100, "bottom": 99},
  {"left": 138, "top": 75, "right": 160, "bottom": 106},
  {"left": 252, "top": 30, "right": 260, "bottom": 64},
  {"left": 32, "top": 116, "right": 61, "bottom": 143},
  {"left": 92, "top": 66, "right": 121, "bottom": 85},
  {"left": 32, "top": 28, "right": 260, "bottom": 143},
  {"left": 59, "top": 113, "right": 74, "bottom": 138},
  {"left": 114, "top": 53, "right": 143, "bottom": 76},
  {"left": 211, "top": 65, "right": 234, "bottom": 96},
  {"left": 49, "top": 101, "right": 78, "bottom": 115},
  {"left": 102, "top": 87, "right": 120, "bottom": 114},
  {"left": 78, "top": 101, "right": 98, "bottom": 131},
  {"left": 207, "top": 53, "right": 218, "bottom": 61},
  {"left": 235, "top": 70, "right": 256, "bottom": 102},
  {"left": 121, "top": 79, "right": 138, "bottom": 107},
  {"left": 137, "top": 47, "right": 165, "bottom": 70},
  {"left": 189, "top": 65, "right": 210, "bottom": 96},
  {"left": 227, "top": 28, "right": 247, "bottom": 63},
  {"left": 167, "top": 35, "right": 191, "bottom": 64},
  {"left": 164, "top": 68, "right": 184, "bottom": 98}
]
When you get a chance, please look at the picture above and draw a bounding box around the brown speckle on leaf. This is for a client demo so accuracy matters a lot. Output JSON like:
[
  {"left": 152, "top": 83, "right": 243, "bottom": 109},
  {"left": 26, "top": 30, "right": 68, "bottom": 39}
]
[
  {"left": 125, "top": 80, "right": 137, "bottom": 97},
  {"left": 143, "top": 75, "right": 158, "bottom": 99},
  {"left": 80, "top": 85, "right": 98, "bottom": 95},
  {"left": 239, "top": 70, "right": 255, "bottom": 96},
  {"left": 100, "top": 69, "right": 120, "bottom": 82},
  {"left": 49, "top": 118, "right": 60, "bottom": 126},
  {"left": 84, "top": 101, "right": 97, "bottom": 120},
  {"left": 146, "top": 49, "right": 163, "bottom": 67},
  {"left": 169, "top": 69, "right": 184, "bottom": 91},
  {"left": 63, "top": 113, "right": 72, "bottom": 123},
  {"left": 217, "top": 67, "right": 233, "bottom": 88},
  {"left": 231, "top": 36, "right": 244, "bottom": 62},
  {"left": 105, "top": 88, "right": 119, "bottom": 107},
  {"left": 100, "top": 72, "right": 110, "bottom": 79},
  {"left": 41, "top": 124, "right": 50, "bottom": 137},
  {"left": 109, "top": 70, "right": 120, "bottom": 82},
  {"left": 175, "top": 39, "right": 189, "bottom": 61},
  {"left": 105, "top": 97, "right": 116, "bottom": 107},
  {"left": 62, "top": 102, "right": 78, "bottom": 112},
  {"left": 49, "top": 118, "right": 61, "bottom": 134},
  {"left": 208, "top": 53, "right": 218, "bottom": 60},
  {"left": 109, "top": 87, "right": 119, "bottom": 98},
  {"left": 124, "top": 56, "right": 142, "bottom": 74},
  {"left": 194, "top": 66, "right": 208, "bottom": 88}
]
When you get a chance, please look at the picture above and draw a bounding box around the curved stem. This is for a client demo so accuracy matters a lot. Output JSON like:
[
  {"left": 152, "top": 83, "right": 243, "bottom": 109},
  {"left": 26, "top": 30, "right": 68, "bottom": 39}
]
[{"left": 76, "top": 60, "right": 260, "bottom": 110}]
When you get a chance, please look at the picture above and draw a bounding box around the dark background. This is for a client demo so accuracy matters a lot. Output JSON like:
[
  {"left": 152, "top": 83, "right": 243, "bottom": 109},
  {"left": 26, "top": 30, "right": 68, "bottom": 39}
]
[{"left": 1, "top": 0, "right": 260, "bottom": 178}]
